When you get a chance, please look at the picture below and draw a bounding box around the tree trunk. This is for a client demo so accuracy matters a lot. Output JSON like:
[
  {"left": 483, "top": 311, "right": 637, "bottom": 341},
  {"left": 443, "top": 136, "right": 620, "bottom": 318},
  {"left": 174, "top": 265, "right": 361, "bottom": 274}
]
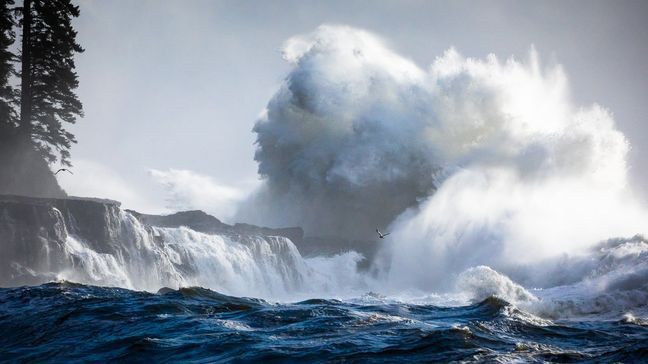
[{"left": 19, "top": 0, "right": 31, "bottom": 138}]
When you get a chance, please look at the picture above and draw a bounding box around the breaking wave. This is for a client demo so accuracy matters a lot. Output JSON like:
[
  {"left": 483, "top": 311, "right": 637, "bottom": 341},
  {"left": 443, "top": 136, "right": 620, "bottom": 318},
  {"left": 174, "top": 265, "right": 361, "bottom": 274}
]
[{"left": 232, "top": 25, "right": 648, "bottom": 318}]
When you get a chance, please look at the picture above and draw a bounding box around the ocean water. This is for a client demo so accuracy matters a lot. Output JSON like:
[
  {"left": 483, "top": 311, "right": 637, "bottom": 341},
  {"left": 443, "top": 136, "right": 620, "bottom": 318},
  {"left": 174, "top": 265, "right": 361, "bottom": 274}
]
[{"left": 1, "top": 282, "right": 646, "bottom": 363}]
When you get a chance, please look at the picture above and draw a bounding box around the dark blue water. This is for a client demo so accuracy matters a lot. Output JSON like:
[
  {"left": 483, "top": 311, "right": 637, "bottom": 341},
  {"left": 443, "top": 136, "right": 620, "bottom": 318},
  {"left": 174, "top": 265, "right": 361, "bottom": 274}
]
[{"left": 0, "top": 282, "right": 646, "bottom": 363}]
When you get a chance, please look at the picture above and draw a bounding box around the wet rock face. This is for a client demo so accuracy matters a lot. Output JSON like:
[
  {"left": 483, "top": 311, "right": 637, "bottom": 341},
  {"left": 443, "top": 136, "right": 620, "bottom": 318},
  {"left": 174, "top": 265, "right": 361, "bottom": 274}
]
[
  {"left": 55, "top": 198, "right": 123, "bottom": 253},
  {"left": 129, "top": 210, "right": 305, "bottom": 245},
  {"left": 0, "top": 197, "right": 67, "bottom": 282},
  {"left": 128, "top": 210, "right": 228, "bottom": 234},
  {"left": 0, "top": 195, "right": 121, "bottom": 241},
  {"left": 0, "top": 195, "right": 122, "bottom": 286}
]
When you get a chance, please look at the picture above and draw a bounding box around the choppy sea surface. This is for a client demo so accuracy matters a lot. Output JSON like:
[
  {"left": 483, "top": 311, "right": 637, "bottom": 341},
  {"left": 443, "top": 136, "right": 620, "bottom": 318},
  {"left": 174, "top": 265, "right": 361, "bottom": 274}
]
[{"left": 1, "top": 282, "right": 646, "bottom": 363}]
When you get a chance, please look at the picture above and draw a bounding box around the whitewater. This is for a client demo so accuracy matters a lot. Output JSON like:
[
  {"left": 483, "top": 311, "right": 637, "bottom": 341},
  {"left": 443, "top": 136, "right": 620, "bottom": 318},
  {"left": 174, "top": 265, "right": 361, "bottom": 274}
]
[
  {"left": 7, "top": 205, "right": 647, "bottom": 320},
  {"left": 1, "top": 25, "right": 647, "bottom": 361},
  {"left": 54, "top": 209, "right": 367, "bottom": 301}
]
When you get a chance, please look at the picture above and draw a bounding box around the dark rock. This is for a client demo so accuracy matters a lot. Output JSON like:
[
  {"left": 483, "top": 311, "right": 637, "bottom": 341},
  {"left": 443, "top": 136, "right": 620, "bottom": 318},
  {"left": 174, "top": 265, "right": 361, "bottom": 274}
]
[
  {"left": 157, "top": 287, "right": 175, "bottom": 295},
  {"left": 128, "top": 210, "right": 228, "bottom": 234},
  {"left": 128, "top": 209, "right": 304, "bottom": 245},
  {"left": 0, "top": 195, "right": 126, "bottom": 286}
]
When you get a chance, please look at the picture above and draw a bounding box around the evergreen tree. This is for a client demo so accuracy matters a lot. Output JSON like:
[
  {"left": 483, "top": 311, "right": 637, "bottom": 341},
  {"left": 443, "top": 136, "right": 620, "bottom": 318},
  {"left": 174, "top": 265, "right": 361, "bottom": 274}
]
[
  {"left": 0, "top": 0, "right": 16, "bottom": 137},
  {"left": 19, "top": 0, "right": 83, "bottom": 166}
]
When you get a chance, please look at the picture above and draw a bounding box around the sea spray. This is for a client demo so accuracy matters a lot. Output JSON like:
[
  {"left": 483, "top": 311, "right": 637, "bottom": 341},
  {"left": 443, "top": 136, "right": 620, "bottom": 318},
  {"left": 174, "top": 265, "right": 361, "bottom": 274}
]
[{"left": 239, "top": 25, "right": 647, "bottom": 304}]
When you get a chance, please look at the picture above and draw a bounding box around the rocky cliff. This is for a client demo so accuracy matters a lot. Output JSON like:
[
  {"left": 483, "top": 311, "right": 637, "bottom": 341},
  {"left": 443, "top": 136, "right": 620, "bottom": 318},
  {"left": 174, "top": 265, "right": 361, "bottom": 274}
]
[
  {"left": 0, "top": 194, "right": 307, "bottom": 291},
  {"left": 128, "top": 209, "right": 304, "bottom": 245}
]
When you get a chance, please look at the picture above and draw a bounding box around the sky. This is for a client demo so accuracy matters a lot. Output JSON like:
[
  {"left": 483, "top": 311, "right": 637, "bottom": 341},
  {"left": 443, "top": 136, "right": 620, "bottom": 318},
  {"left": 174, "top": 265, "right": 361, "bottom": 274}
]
[{"left": 58, "top": 0, "right": 648, "bottom": 219}]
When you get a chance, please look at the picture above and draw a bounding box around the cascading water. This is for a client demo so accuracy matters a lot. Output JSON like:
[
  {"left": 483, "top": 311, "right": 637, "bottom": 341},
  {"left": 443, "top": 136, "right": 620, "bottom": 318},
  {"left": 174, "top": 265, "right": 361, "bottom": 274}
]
[{"left": 0, "top": 199, "right": 365, "bottom": 300}]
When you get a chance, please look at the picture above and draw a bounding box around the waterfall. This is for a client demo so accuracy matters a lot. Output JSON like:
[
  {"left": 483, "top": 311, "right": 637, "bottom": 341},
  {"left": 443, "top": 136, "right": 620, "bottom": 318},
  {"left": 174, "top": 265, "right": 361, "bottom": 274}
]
[{"left": 0, "top": 196, "right": 365, "bottom": 299}]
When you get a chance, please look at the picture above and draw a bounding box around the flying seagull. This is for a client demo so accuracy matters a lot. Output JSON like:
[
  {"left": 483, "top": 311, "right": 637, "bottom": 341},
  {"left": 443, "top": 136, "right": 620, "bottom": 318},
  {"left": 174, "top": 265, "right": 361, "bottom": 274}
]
[
  {"left": 376, "top": 228, "right": 390, "bottom": 239},
  {"left": 54, "top": 168, "right": 73, "bottom": 175}
]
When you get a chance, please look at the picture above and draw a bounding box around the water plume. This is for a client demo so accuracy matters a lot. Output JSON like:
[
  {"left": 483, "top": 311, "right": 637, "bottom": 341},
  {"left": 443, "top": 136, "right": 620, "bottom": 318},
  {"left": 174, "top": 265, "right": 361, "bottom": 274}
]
[
  {"left": 244, "top": 25, "right": 648, "bottom": 306},
  {"left": 241, "top": 25, "right": 439, "bottom": 239}
]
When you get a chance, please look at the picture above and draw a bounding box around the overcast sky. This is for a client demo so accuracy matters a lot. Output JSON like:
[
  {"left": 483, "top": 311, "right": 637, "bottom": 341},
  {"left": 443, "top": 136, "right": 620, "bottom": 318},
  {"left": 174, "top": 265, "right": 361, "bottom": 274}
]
[{"left": 58, "top": 0, "right": 648, "bottom": 216}]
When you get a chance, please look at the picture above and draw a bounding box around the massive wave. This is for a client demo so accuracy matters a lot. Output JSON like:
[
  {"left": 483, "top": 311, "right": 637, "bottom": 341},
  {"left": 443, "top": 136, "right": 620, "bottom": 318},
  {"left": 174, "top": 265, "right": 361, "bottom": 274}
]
[
  {"left": 238, "top": 25, "right": 648, "bottom": 315},
  {"left": 239, "top": 26, "right": 440, "bottom": 239}
]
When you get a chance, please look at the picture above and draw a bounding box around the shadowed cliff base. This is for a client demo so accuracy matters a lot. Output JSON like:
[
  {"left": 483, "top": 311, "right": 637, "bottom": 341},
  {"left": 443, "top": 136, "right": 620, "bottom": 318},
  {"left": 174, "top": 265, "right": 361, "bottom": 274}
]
[{"left": 0, "top": 136, "right": 66, "bottom": 198}]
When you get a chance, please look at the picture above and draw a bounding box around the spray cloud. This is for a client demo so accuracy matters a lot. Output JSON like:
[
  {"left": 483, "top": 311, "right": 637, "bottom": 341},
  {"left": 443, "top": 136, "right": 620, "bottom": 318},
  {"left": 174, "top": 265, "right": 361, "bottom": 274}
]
[
  {"left": 244, "top": 25, "right": 647, "bottom": 296},
  {"left": 245, "top": 25, "right": 439, "bottom": 239}
]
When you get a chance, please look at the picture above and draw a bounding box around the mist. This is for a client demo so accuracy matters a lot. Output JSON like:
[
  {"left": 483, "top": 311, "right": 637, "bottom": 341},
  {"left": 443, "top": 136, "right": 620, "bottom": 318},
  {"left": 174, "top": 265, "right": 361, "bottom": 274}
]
[
  {"left": 228, "top": 26, "right": 648, "bottom": 309},
  {"left": 239, "top": 26, "right": 647, "bottom": 258},
  {"left": 0, "top": 136, "right": 66, "bottom": 198}
]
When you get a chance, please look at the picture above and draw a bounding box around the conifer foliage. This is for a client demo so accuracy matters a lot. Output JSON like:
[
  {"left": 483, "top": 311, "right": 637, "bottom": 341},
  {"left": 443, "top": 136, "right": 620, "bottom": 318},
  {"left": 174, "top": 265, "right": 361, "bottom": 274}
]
[
  {"left": 0, "top": 0, "right": 16, "bottom": 136},
  {"left": 1, "top": 0, "right": 83, "bottom": 166}
]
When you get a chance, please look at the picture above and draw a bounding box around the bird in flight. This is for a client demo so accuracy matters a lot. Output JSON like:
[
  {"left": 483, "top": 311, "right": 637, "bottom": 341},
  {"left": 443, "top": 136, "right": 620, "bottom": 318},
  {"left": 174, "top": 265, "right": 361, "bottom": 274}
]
[
  {"left": 376, "top": 228, "right": 390, "bottom": 239},
  {"left": 54, "top": 168, "right": 73, "bottom": 175}
]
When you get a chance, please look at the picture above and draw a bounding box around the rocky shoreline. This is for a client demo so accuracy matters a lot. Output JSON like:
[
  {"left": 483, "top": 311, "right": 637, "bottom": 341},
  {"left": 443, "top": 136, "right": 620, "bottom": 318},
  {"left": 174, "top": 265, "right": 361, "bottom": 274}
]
[{"left": 0, "top": 194, "right": 380, "bottom": 288}]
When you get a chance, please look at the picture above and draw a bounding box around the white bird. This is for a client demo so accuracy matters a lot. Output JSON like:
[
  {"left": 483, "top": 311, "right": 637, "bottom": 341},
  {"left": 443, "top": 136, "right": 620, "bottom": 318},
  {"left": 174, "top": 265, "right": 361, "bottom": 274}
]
[
  {"left": 54, "top": 168, "right": 73, "bottom": 175},
  {"left": 376, "top": 228, "right": 390, "bottom": 239}
]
